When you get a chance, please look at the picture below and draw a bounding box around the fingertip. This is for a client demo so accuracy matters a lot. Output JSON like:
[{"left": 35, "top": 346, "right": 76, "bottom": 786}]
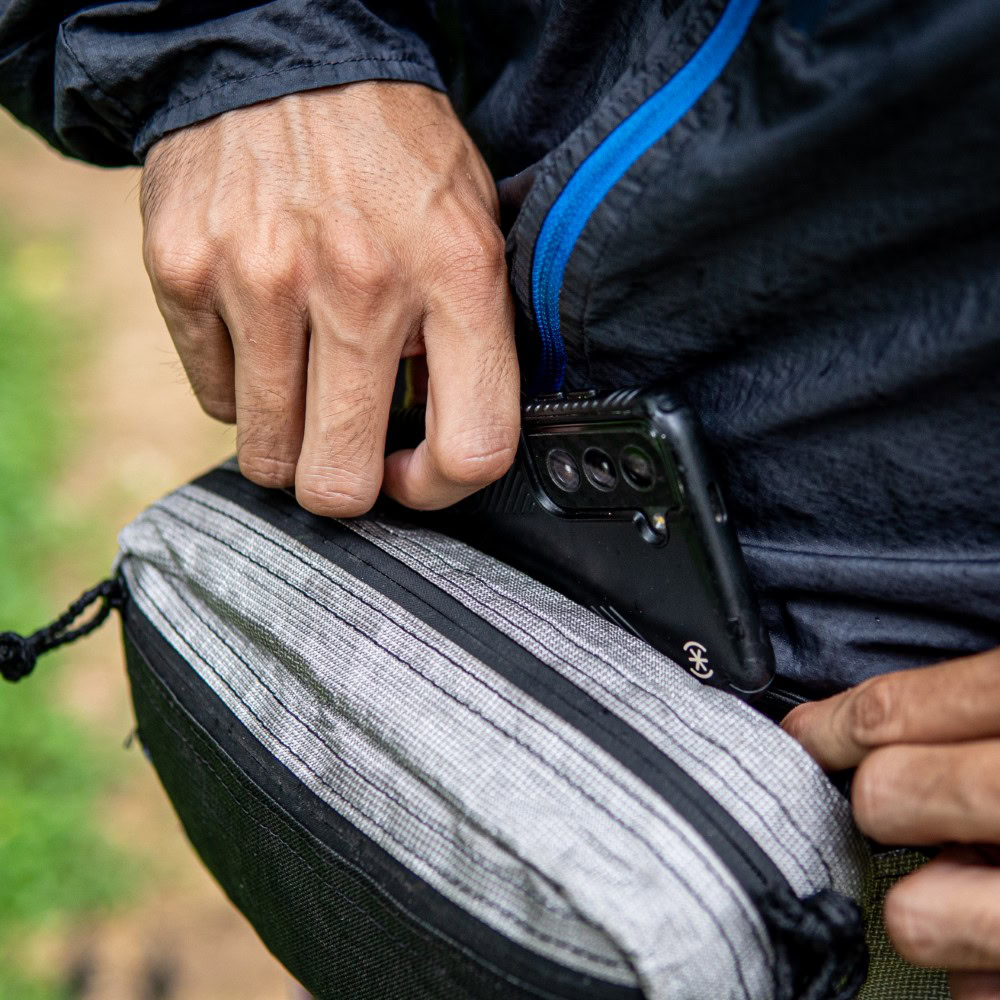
[
  {"left": 850, "top": 747, "right": 903, "bottom": 841},
  {"left": 381, "top": 447, "right": 418, "bottom": 506},
  {"left": 780, "top": 702, "right": 813, "bottom": 738},
  {"left": 382, "top": 445, "right": 451, "bottom": 511},
  {"left": 382, "top": 442, "right": 489, "bottom": 511},
  {"left": 295, "top": 487, "right": 377, "bottom": 519},
  {"left": 432, "top": 433, "right": 517, "bottom": 490},
  {"left": 235, "top": 406, "right": 303, "bottom": 489},
  {"left": 781, "top": 701, "right": 832, "bottom": 762},
  {"left": 884, "top": 850, "right": 1000, "bottom": 973}
]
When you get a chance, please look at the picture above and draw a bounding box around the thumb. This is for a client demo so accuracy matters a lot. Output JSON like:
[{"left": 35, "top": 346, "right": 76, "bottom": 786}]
[
  {"left": 783, "top": 649, "right": 1000, "bottom": 772},
  {"left": 781, "top": 687, "right": 868, "bottom": 772}
]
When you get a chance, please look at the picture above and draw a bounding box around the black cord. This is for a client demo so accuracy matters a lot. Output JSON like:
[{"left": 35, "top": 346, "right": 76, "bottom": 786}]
[{"left": 0, "top": 576, "right": 126, "bottom": 683}]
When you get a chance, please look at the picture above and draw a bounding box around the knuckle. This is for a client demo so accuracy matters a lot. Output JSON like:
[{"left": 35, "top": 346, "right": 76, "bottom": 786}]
[
  {"left": 294, "top": 381, "right": 382, "bottom": 517},
  {"left": 313, "top": 381, "right": 379, "bottom": 445},
  {"left": 321, "top": 319, "right": 378, "bottom": 355},
  {"left": 329, "top": 232, "right": 392, "bottom": 301},
  {"left": 236, "top": 391, "right": 289, "bottom": 430},
  {"left": 780, "top": 704, "right": 809, "bottom": 742},
  {"left": 236, "top": 403, "right": 299, "bottom": 487},
  {"left": 145, "top": 236, "right": 217, "bottom": 307},
  {"left": 442, "top": 220, "right": 507, "bottom": 282},
  {"left": 848, "top": 676, "right": 898, "bottom": 746},
  {"left": 435, "top": 427, "right": 518, "bottom": 487},
  {"left": 234, "top": 246, "right": 303, "bottom": 303},
  {"left": 461, "top": 217, "right": 506, "bottom": 263},
  {"left": 238, "top": 452, "right": 297, "bottom": 488},
  {"left": 295, "top": 469, "right": 379, "bottom": 518}
]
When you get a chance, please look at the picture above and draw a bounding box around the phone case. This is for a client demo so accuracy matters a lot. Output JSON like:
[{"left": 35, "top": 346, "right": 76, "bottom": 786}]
[{"left": 384, "top": 388, "right": 774, "bottom": 695}]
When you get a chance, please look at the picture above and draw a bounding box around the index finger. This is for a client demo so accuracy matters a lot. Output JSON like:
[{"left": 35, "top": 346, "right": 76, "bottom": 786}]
[
  {"left": 781, "top": 646, "right": 1000, "bottom": 771},
  {"left": 382, "top": 264, "right": 520, "bottom": 510}
]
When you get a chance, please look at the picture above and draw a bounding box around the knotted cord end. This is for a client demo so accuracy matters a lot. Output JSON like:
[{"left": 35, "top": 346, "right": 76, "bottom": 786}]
[
  {"left": 1, "top": 576, "right": 126, "bottom": 683},
  {"left": 0, "top": 631, "right": 37, "bottom": 682}
]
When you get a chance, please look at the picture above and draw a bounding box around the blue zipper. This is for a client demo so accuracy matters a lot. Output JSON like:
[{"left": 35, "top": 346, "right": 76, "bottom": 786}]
[{"left": 529, "top": 0, "right": 761, "bottom": 392}]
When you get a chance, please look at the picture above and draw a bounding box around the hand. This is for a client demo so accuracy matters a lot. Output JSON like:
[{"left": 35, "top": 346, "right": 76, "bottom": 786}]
[
  {"left": 140, "top": 81, "right": 519, "bottom": 515},
  {"left": 783, "top": 648, "right": 1000, "bottom": 1000}
]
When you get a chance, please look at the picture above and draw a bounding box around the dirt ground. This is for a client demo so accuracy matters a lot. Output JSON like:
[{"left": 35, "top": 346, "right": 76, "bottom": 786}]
[{"left": 0, "top": 112, "right": 304, "bottom": 1000}]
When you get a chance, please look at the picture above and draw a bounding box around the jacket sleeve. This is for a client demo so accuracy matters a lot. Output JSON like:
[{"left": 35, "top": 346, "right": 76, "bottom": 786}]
[{"left": 0, "top": 1, "right": 444, "bottom": 166}]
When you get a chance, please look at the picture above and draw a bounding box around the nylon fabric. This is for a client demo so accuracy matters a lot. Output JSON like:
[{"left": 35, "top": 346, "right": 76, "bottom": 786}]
[
  {"left": 5, "top": 0, "right": 996, "bottom": 696},
  {"left": 190, "top": 464, "right": 874, "bottom": 1000},
  {"left": 505, "top": 0, "right": 1000, "bottom": 697}
]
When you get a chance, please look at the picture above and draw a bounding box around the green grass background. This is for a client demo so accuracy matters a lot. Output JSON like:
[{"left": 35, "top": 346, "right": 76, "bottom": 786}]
[{"left": 0, "top": 233, "right": 134, "bottom": 999}]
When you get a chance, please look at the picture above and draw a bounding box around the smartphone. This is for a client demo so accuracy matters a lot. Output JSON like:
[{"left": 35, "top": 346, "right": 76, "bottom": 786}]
[{"left": 384, "top": 387, "right": 775, "bottom": 695}]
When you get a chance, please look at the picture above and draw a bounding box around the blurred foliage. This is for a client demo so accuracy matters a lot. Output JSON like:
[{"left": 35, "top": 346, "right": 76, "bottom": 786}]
[
  {"left": 0, "top": 965, "right": 73, "bottom": 1000},
  {"left": 0, "top": 233, "right": 135, "bottom": 999}
]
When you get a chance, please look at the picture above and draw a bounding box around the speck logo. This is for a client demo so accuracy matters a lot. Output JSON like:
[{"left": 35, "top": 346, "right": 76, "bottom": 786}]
[{"left": 683, "top": 641, "right": 714, "bottom": 680}]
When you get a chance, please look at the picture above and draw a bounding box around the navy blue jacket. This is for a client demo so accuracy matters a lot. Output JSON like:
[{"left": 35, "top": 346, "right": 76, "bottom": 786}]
[{"left": 2, "top": 0, "right": 998, "bottom": 696}]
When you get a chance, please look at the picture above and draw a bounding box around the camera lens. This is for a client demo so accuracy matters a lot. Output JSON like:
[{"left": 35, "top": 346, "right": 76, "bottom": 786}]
[
  {"left": 582, "top": 447, "right": 617, "bottom": 492},
  {"left": 621, "top": 445, "right": 655, "bottom": 492},
  {"left": 546, "top": 448, "right": 581, "bottom": 492}
]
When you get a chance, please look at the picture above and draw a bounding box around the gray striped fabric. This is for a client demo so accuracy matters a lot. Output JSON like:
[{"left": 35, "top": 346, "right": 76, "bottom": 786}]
[{"left": 118, "top": 479, "right": 870, "bottom": 1000}]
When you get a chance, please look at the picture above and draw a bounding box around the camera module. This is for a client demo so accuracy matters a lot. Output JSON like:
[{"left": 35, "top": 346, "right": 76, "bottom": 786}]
[
  {"left": 621, "top": 445, "right": 655, "bottom": 492},
  {"left": 582, "top": 447, "right": 617, "bottom": 492},
  {"left": 546, "top": 448, "right": 581, "bottom": 492}
]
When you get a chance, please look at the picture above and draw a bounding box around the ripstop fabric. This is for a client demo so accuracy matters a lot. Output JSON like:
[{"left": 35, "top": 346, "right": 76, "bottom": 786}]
[{"left": 115, "top": 461, "right": 881, "bottom": 999}]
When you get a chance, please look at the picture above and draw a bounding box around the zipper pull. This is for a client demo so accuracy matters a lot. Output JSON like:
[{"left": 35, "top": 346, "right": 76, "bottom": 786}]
[{"left": 0, "top": 576, "right": 126, "bottom": 683}]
